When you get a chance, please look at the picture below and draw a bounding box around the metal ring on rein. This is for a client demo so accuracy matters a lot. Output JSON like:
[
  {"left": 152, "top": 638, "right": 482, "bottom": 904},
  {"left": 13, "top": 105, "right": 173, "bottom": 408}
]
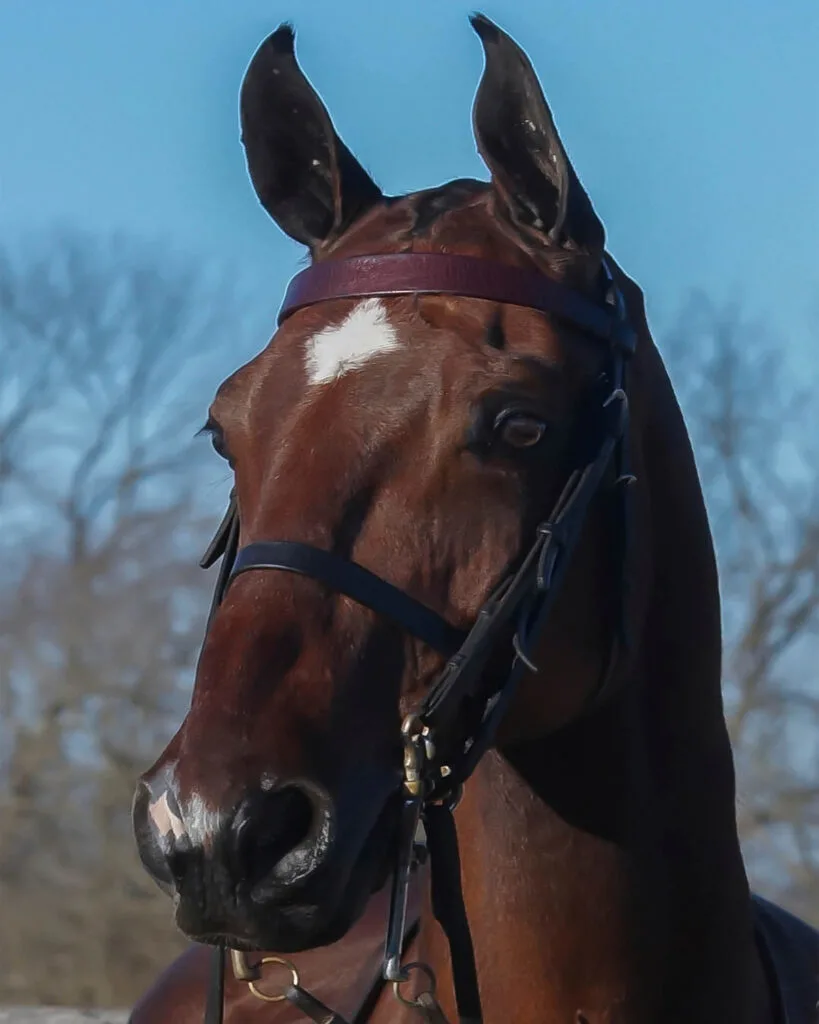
[
  {"left": 246, "top": 956, "right": 300, "bottom": 1003},
  {"left": 392, "top": 961, "right": 438, "bottom": 1008}
]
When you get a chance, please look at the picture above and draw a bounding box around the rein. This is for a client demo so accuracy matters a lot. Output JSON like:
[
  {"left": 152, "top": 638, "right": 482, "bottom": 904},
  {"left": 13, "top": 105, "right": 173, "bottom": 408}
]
[{"left": 199, "top": 252, "right": 636, "bottom": 1024}]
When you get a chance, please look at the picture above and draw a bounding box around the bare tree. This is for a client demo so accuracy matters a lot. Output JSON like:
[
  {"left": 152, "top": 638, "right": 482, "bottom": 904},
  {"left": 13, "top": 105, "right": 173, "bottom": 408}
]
[
  {"left": 0, "top": 230, "right": 237, "bottom": 1005},
  {"left": 664, "top": 293, "right": 819, "bottom": 924}
]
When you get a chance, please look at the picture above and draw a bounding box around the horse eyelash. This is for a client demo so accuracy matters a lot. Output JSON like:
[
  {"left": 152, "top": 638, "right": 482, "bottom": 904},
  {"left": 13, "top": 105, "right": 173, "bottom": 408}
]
[
  {"left": 195, "top": 418, "right": 216, "bottom": 439},
  {"left": 196, "top": 418, "right": 232, "bottom": 463}
]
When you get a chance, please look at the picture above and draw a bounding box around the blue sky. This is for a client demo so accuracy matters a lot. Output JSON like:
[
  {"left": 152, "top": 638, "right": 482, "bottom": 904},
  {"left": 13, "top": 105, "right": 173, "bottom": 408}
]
[{"left": 1, "top": 0, "right": 817, "bottom": 357}]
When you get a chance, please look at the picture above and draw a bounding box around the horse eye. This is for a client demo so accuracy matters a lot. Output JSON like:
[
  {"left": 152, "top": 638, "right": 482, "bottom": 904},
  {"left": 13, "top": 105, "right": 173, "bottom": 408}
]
[
  {"left": 496, "top": 413, "right": 548, "bottom": 449},
  {"left": 210, "top": 430, "right": 229, "bottom": 460},
  {"left": 200, "top": 418, "right": 231, "bottom": 463}
]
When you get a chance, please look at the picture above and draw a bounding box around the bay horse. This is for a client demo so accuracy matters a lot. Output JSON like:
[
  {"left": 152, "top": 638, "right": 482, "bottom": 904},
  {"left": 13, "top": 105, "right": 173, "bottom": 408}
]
[{"left": 130, "top": 16, "right": 819, "bottom": 1024}]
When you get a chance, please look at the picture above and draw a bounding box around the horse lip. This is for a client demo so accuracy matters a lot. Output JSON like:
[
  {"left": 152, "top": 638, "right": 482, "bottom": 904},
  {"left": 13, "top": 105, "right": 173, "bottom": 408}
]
[{"left": 187, "top": 932, "right": 265, "bottom": 952}]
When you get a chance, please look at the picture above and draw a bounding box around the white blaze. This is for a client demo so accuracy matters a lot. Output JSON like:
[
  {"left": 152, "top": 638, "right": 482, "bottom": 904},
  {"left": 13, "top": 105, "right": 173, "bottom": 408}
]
[{"left": 304, "top": 298, "right": 400, "bottom": 385}]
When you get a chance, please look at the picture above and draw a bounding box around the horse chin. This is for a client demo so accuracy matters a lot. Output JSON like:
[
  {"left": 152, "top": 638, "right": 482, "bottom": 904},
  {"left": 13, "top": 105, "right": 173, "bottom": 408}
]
[
  {"left": 215, "top": 866, "right": 388, "bottom": 953},
  {"left": 248, "top": 902, "right": 360, "bottom": 953}
]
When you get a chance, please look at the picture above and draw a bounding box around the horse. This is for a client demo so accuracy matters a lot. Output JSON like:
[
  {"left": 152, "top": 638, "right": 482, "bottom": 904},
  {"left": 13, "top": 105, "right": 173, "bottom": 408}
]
[{"left": 129, "top": 15, "right": 819, "bottom": 1024}]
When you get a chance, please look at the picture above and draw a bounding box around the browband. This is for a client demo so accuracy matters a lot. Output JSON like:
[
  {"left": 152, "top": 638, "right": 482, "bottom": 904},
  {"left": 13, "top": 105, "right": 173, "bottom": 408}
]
[{"left": 277, "top": 253, "right": 636, "bottom": 353}]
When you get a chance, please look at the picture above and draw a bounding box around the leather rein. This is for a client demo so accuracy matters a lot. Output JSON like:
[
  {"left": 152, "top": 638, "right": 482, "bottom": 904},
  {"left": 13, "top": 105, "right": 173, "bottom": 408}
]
[{"left": 199, "top": 252, "right": 637, "bottom": 1024}]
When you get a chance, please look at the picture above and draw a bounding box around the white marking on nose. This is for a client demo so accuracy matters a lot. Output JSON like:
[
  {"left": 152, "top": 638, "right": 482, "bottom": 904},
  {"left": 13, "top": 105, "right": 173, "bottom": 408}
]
[
  {"left": 148, "top": 791, "right": 186, "bottom": 842},
  {"left": 183, "top": 792, "right": 227, "bottom": 849},
  {"left": 304, "top": 298, "right": 400, "bottom": 385}
]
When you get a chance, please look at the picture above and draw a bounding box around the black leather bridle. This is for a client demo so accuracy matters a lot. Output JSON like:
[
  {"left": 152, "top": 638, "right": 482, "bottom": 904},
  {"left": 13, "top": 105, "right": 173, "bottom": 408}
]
[{"left": 199, "top": 252, "right": 637, "bottom": 1024}]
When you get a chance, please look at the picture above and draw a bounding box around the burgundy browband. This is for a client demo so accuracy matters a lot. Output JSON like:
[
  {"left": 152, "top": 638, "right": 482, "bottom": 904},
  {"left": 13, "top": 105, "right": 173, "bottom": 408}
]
[{"left": 277, "top": 252, "right": 637, "bottom": 353}]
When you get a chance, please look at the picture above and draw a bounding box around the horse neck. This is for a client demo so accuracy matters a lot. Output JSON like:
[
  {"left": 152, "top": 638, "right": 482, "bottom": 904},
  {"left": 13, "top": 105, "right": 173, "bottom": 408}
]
[{"left": 416, "top": 336, "right": 766, "bottom": 1023}]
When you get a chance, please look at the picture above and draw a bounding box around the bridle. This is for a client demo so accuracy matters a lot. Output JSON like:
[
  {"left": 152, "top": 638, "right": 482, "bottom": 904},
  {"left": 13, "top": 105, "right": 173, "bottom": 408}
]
[{"left": 198, "top": 251, "right": 637, "bottom": 1024}]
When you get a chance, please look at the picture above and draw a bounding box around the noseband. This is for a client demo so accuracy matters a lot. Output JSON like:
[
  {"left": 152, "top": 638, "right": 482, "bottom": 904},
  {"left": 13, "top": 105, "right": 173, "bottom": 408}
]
[{"left": 200, "top": 252, "right": 636, "bottom": 1024}]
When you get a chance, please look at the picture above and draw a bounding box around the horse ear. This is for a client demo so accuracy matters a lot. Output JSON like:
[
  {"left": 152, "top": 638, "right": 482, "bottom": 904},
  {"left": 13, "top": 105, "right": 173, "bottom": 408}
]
[
  {"left": 240, "top": 24, "right": 383, "bottom": 250},
  {"left": 470, "top": 14, "right": 604, "bottom": 257}
]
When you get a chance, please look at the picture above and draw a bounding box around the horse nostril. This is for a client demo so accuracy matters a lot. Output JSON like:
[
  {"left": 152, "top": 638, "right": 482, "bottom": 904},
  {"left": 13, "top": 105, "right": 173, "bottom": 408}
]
[{"left": 231, "top": 785, "right": 321, "bottom": 888}]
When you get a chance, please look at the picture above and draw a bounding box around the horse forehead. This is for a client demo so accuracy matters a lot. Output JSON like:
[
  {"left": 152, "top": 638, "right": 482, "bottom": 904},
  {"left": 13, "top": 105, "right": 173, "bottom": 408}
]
[{"left": 304, "top": 298, "right": 401, "bottom": 386}]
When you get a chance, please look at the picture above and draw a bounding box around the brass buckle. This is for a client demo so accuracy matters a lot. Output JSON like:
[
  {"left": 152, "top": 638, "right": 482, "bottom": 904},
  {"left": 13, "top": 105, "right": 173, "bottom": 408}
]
[
  {"left": 229, "top": 948, "right": 260, "bottom": 982},
  {"left": 401, "top": 713, "right": 434, "bottom": 796}
]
